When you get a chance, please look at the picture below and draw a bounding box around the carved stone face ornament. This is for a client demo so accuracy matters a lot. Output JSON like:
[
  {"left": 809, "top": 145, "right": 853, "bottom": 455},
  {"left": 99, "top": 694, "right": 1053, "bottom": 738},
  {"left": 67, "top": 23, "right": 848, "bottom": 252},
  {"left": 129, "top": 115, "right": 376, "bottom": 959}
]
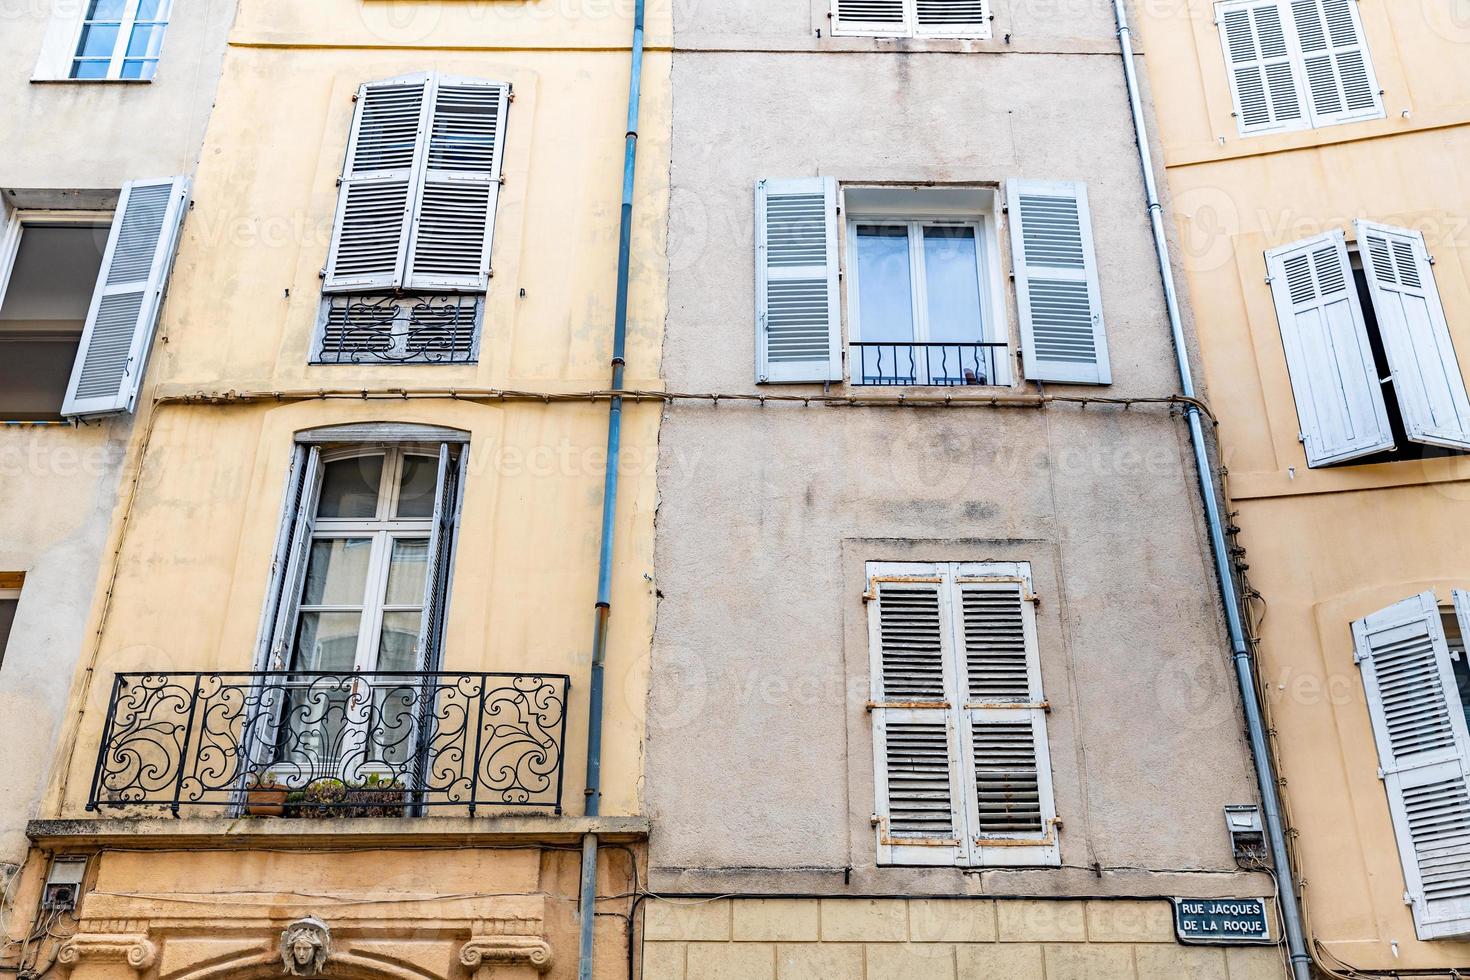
[{"left": 279, "top": 917, "right": 331, "bottom": 977}]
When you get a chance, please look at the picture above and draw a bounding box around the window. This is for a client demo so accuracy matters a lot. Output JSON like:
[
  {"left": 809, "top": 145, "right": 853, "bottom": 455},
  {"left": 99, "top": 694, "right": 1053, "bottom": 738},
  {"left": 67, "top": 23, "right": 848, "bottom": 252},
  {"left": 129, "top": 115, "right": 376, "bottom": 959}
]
[
  {"left": 1265, "top": 223, "right": 1470, "bottom": 467},
  {"left": 753, "top": 178, "right": 1108, "bottom": 387},
  {"left": 1216, "top": 0, "right": 1382, "bottom": 137},
  {"left": 0, "top": 179, "right": 189, "bottom": 420},
  {"left": 866, "top": 561, "right": 1059, "bottom": 868},
  {"left": 314, "top": 72, "right": 508, "bottom": 364},
  {"left": 70, "top": 0, "right": 172, "bottom": 81},
  {"left": 0, "top": 573, "right": 21, "bottom": 674},
  {"left": 258, "top": 435, "right": 465, "bottom": 779},
  {"left": 1353, "top": 592, "right": 1470, "bottom": 940},
  {"left": 831, "top": 0, "right": 991, "bottom": 39}
]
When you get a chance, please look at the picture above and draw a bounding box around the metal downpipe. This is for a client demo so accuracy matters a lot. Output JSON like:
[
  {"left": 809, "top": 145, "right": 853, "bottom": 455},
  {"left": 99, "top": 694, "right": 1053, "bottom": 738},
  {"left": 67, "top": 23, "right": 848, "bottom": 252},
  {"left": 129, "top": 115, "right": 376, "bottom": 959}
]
[
  {"left": 579, "top": 1, "right": 645, "bottom": 978},
  {"left": 1109, "top": 2, "right": 1312, "bottom": 977}
]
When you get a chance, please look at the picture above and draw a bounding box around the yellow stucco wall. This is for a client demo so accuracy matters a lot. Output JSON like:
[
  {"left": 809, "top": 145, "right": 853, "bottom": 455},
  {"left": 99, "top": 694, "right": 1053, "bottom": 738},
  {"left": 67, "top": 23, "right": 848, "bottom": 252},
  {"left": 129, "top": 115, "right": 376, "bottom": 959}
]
[
  {"left": 1137, "top": 0, "right": 1470, "bottom": 970},
  {"left": 44, "top": 0, "right": 671, "bottom": 820}
]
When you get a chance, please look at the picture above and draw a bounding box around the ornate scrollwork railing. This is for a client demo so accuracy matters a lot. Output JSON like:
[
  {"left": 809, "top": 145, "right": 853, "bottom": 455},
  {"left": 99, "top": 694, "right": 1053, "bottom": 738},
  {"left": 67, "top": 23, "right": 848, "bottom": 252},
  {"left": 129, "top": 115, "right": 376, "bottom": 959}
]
[
  {"left": 86, "top": 672, "right": 570, "bottom": 816},
  {"left": 314, "top": 293, "right": 482, "bottom": 364}
]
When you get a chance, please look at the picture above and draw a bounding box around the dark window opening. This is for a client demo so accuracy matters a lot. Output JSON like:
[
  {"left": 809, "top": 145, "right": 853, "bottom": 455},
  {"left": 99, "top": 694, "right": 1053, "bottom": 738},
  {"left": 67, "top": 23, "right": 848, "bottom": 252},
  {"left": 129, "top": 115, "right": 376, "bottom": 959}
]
[{"left": 1440, "top": 611, "right": 1470, "bottom": 735}]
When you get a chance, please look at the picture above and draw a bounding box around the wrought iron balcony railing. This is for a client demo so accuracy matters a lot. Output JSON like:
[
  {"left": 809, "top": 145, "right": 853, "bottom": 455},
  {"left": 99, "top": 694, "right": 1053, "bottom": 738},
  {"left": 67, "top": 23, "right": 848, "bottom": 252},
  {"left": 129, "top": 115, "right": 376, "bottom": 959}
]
[
  {"left": 87, "top": 671, "right": 570, "bottom": 816},
  {"left": 851, "top": 342, "right": 1007, "bottom": 387}
]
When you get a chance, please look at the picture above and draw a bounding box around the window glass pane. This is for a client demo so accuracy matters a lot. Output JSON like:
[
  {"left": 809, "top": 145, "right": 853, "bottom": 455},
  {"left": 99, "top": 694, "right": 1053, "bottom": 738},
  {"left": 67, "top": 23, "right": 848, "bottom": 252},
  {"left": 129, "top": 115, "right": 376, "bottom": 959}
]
[
  {"left": 74, "top": 23, "right": 119, "bottom": 59},
  {"left": 291, "top": 611, "right": 361, "bottom": 672},
  {"left": 317, "top": 455, "right": 384, "bottom": 518},
  {"left": 125, "top": 23, "right": 166, "bottom": 59},
  {"left": 377, "top": 611, "right": 424, "bottom": 672},
  {"left": 0, "top": 599, "right": 16, "bottom": 672},
  {"left": 300, "top": 538, "right": 372, "bottom": 606},
  {"left": 84, "top": 0, "right": 127, "bottom": 20},
  {"left": 922, "top": 226, "right": 984, "bottom": 342},
  {"left": 70, "top": 60, "right": 110, "bottom": 79},
  {"left": 120, "top": 59, "right": 158, "bottom": 80},
  {"left": 855, "top": 225, "right": 914, "bottom": 341},
  {"left": 395, "top": 455, "right": 439, "bottom": 518},
  {"left": 384, "top": 539, "right": 429, "bottom": 605},
  {"left": 134, "top": 0, "right": 168, "bottom": 19}
]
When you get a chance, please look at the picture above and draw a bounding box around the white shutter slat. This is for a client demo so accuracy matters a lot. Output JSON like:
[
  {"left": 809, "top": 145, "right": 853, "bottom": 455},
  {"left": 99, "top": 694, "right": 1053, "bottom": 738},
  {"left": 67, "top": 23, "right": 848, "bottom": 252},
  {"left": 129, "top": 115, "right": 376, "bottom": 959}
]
[
  {"left": 1007, "top": 179, "right": 1110, "bottom": 385},
  {"left": 833, "top": 0, "right": 907, "bottom": 34},
  {"left": 914, "top": 0, "right": 990, "bottom": 37},
  {"left": 1355, "top": 220, "right": 1470, "bottom": 451},
  {"left": 405, "top": 77, "right": 508, "bottom": 292},
  {"left": 61, "top": 176, "right": 189, "bottom": 418},
  {"left": 1217, "top": 0, "right": 1308, "bottom": 135},
  {"left": 1355, "top": 593, "right": 1470, "bottom": 940},
  {"left": 1265, "top": 229, "right": 1393, "bottom": 466},
  {"left": 953, "top": 571, "right": 1058, "bottom": 867},
  {"left": 1287, "top": 0, "right": 1381, "bottom": 125},
  {"left": 323, "top": 74, "right": 431, "bottom": 293},
  {"left": 755, "top": 177, "right": 842, "bottom": 383},
  {"left": 869, "top": 574, "right": 966, "bottom": 866}
]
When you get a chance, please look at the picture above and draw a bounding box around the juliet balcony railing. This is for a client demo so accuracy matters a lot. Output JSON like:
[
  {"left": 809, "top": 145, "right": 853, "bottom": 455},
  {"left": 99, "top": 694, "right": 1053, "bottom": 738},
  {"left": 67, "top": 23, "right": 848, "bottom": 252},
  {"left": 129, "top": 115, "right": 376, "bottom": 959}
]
[
  {"left": 87, "top": 671, "right": 570, "bottom": 816},
  {"left": 851, "top": 342, "right": 1007, "bottom": 387}
]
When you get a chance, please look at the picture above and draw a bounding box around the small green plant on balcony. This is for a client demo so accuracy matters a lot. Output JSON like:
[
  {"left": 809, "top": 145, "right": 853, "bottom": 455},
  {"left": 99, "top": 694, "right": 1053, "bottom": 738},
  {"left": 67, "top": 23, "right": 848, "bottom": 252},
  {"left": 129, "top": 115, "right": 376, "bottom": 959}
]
[{"left": 281, "top": 774, "right": 408, "bottom": 818}]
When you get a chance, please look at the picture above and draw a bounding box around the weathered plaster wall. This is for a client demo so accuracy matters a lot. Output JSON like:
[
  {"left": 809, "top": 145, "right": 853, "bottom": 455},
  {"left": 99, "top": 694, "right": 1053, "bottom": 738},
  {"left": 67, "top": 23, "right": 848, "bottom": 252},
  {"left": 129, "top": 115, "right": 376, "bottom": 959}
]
[
  {"left": 647, "top": 0, "right": 1269, "bottom": 902},
  {"left": 1136, "top": 0, "right": 1470, "bottom": 969}
]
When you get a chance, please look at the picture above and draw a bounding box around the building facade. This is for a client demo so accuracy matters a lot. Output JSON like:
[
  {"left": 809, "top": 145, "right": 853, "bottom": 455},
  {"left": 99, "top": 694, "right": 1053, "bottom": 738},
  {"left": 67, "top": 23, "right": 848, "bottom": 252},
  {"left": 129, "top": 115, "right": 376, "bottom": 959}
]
[
  {"left": 641, "top": 1, "right": 1289, "bottom": 978},
  {"left": 1136, "top": 0, "right": 1470, "bottom": 974},
  {"left": 0, "top": 0, "right": 235, "bottom": 887},
  {"left": 8, "top": 1, "right": 669, "bottom": 978}
]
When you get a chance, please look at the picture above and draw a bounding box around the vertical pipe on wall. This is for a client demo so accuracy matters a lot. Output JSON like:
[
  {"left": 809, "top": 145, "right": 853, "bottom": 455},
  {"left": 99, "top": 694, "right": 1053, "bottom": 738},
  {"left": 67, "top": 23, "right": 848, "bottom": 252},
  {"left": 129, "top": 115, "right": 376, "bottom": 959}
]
[
  {"left": 579, "top": 0, "right": 645, "bottom": 978},
  {"left": 1108, "top": 2, "right": 1312, "bottom": 978}
]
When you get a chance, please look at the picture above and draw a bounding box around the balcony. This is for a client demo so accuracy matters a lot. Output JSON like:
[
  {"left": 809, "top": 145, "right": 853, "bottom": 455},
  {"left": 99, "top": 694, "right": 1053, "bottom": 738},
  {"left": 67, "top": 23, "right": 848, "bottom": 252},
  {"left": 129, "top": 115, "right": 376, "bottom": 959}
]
[
  {"left": 851, "top": 342, "right": 1006, "bottom": 386},
  {"left": 87, "top": 671, "right": 570, "bottom": 816}
]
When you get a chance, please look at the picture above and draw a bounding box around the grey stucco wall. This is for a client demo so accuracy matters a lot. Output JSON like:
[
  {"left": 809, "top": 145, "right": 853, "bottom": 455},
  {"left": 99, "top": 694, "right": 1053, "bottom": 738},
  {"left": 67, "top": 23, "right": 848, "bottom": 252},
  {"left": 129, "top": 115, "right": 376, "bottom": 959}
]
[
  {"left": 0, "top": 0, "right": 236, "bottom": 867},
  {"left": 646, "top": 2, "right": 1269, "bottom": 897}
]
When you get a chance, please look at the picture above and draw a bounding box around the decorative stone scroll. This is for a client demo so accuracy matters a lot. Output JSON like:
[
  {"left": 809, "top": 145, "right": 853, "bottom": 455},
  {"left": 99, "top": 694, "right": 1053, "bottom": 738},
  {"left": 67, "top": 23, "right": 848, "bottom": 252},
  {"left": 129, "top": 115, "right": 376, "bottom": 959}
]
[
  {"left": 457, "top": 916, "right": 552, "bottom": 974},
  {"left": 56, "top": 933, "right": 158, "bottom": 973}
]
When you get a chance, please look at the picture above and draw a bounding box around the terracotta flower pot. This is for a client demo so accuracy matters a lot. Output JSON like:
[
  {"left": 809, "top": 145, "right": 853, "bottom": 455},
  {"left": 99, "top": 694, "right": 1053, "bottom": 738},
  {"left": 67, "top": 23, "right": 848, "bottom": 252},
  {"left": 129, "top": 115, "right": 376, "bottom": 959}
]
[{"left": 246, "top": 786, "right": 287, "bottom": 817}]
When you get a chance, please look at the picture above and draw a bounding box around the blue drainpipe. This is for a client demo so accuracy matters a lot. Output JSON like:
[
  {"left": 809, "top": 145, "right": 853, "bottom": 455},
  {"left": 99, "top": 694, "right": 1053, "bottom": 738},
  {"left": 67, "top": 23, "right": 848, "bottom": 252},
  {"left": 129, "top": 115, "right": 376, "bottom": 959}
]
[{"left": 579, "top": 1, "right": 644, "bottom": 978}]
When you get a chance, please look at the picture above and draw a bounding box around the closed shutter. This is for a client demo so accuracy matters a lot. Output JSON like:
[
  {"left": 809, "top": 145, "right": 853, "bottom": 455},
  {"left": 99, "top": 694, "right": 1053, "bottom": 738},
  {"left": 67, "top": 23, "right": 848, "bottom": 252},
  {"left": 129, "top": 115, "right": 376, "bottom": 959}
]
[
  {"left": 404, "top": 76, "right": 507, "bottom": 292},
  {"left": 868, "top": 571, "right": 967, "bottom": 866},
  {"left": 1216, "top": 0, "right": 1308, "bottom": 135},
  {"left": 832, "top": 0, "right": 907, "bottom": 34},
  {"left": 954, "top": 568, "right": 1059, "bottom": 867},
  {"left": 1006, "top": 179, "right": 1110, "bottom": 385},
  {"left": 1265, "top": 230, "right": 1392, "bottom": 466},
  {"left": 61, "top": 176, "right": 190, "bottom": 418},
  {"left": 323, "top": 73, "right": 432, "bottom": 293},
  {"left": 755, "top": 177, "right": 842, "bottom": 383},
  {"left": 1354, "top": 220, "right": 1470, "bottom": 451},
  {"left": 1287, "top": 0, "right": 1381, "bottom": 126},
  {"left": 914, "top": 0, "right": 990, "bottom": 37},
  {"left": 1354, "top": 593, "right": 1470, "bottom": 940}
]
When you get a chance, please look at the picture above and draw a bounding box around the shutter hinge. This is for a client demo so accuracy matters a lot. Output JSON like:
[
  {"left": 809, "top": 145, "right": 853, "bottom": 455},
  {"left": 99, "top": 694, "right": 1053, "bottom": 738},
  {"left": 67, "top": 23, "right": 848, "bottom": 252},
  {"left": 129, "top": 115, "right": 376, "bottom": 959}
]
[
  {"left": 1025, "top": 592, "right": 1041, "bottom": 606},
  {"left": 862, "top": 589, "right": 877, "bottom": 603},
  {"left": 1377, "top": 767, "right": 1386, "bottom": 780},
  {"left": 1297, "top": 431, "right": 1306, "bottom": 444},
  {"left": 1264, "top": 275, "right": 1274, "bottom": 284},
  {"left": 1428, "top": 255, "right": 1436, "bottom": 266},
  {"left": 870, "top": 814, "right": 881, "bottom": 827},
  {"left": 1403, "top": 892, "right": 1413, "bottom": 906}
]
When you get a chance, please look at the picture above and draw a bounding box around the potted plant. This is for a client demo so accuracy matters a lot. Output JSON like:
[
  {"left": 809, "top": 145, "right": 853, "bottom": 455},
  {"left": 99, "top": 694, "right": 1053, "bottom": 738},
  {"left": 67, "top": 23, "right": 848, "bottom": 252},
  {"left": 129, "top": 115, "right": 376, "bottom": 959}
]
[
  {"left": 244, "top": 772, "right": 287, "bottom": 817},
  {"left": 282, "top": 775, "right": 409, "bottom": 818}
]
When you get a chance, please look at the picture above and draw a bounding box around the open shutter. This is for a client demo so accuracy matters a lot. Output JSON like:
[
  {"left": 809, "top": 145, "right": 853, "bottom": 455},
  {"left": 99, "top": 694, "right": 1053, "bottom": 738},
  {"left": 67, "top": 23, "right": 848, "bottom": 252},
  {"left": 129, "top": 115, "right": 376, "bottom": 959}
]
[
  {"left": 265, "top": 447, "right": 323, "bottom": 672},
  {"left": 414, "top": 444, "right": 458, "bottom": 672},
  {"left": 1006, "top": 179, "right": 1110, "bottom": 385},
  {"left": 953, "top": 566, "right": 1059, "bottom": 867},
  {"left": 914, "top": 0, "right": 990, "bottom": 37},
  {"left": 1287, "top": 0, "right": 1381, "bottom": 126},
  {"left": 1265, "top": 230, "right": 1393, "bottom": 466},
  {"left": 1217, "top": 0, "right": 1308, "bottom": 135},
  {"left": 61, "top": 176, "right": 189, "bottom": 417},
  {"left": 832, "top": 0, "right": 907, "bottom": 34},
  {"left": 1354, "top": 593, "right": 1470, "bottom": 940},
  {"left": 404, "top": 76, "right": 508, "bottom": 292},
  {"left": 1354, "top": 220, "right": 1470, "bottom": 451},
  {"left": 755, "top": 177, "right": 842, "bottom": 383},
  {"left": 323, "top": 73, "right": 431, "bottom": 293},
  {"left": 868, "top": 569, "right": 966, "bottom": 866}
]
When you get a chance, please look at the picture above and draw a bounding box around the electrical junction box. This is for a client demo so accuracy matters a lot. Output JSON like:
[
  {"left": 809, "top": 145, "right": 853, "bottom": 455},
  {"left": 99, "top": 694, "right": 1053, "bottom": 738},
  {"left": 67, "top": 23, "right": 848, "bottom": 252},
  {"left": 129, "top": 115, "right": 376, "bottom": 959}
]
[
  {"left": 42, "top": 855, "right": 88, "bottom": 911},
  {"left": 1224, "top": 805, "right": 1266, "bottom": 864}
]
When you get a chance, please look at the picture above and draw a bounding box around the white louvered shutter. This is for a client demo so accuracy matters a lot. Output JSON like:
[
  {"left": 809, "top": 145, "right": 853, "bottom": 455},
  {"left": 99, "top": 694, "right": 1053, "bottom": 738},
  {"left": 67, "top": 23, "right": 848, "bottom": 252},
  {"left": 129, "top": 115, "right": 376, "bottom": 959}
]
[
  {"left": 1216, "top": 0, "right": 1308, "bottom": 135},
  {"left": 404, "top": 76, "right": 508, "bottom": 292},
  {"left": 323, "top": 73, "right": 431, "bottom": 293},
  {"left": 1354, "top": 593, "right": 1470, "bottom": 940},
  {"left": 953, "top": 566, "right": 1058, "bottom": 867},
  {"left": 61, "top": 176, "right": 190, "bottom": 418},
  {"left": 1287, "top": 0, "right": 1381, "bottom": 126},
  {"left": 1355, "top": 220, "right": 1470, "bottom": 452},
  {"left": 755, "top": 177, "right": 842, "bottom": 383},
  {"left": 914, "top": 0, "right": 990, "bottom": 37},
  {"left": 832, "top": 0, "right": 907, "bottom": 35},
  {"left": 868, "top": 570, "right": 966, "bottom": 866},
  {"left": 1006, "top": 179, "right": 1110, "bottom": 385},
  {"left": 1265, "top": 230, "right": 1393, "bottom": 466}
]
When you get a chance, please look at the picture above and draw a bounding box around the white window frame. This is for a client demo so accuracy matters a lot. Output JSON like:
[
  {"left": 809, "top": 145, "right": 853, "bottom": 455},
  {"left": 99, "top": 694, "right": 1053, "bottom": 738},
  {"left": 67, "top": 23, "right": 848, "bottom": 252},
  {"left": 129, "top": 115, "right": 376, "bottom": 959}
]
[
  {"left": 66, "top": 0, "right": 173, "bottom": 82},
  {"left": 830, "top": 0, "right": 993, "bottom": 40},
  {"left": 1215, "top": 0, "right": 1383, "bottom": 138},
  {"left": 843, "top": 190, "right": 1011, "bottom": 387}
]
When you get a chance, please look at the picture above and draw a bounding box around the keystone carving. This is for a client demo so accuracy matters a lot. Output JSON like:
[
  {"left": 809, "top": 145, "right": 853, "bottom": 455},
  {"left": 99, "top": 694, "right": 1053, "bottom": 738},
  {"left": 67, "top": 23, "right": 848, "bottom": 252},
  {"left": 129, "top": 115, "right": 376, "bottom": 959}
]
[
  {"left": 56, "top": 933, "right": 158, "bottom": 973},
  {"left": 279, "top": 917, "right": 332, "bottom": 977}
]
